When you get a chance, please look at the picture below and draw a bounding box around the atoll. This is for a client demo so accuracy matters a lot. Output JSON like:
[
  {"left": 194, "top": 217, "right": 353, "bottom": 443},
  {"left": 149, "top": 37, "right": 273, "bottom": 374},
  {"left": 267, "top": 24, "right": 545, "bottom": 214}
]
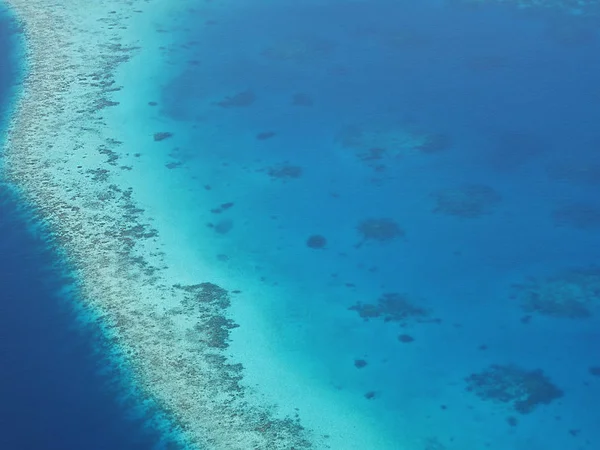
[{"left": 465, "top": 364, "right": 563, "bottom": 414}]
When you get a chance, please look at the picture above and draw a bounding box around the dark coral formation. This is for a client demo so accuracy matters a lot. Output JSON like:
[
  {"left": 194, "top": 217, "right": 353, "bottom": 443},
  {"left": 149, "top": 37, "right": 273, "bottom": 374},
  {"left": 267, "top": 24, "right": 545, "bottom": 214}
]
[
  {"left": 261, "top": 38, "right": 334, "bottom": 63},
  {"left": 512, "top": 268, "right": 600, "bottom": 318},
  {"left": 461, "top": 0, "right": 600, "bottom": 18},
  {"left": 589, "top": 366, "right": 600, "bottom": 377},
  {"left": 349, "top": 292, "right": 429, "bottom": 323},
  {"left": 398, "top": 334, "right": 415, "bottom": 343},
  {"left": 355, "top": 218, "right": 404, "bottom": 247},
  {"left": 211, "top": 202, "right": 234, "bottom": 214},
  {"left": 153, "top": 131, "right": 173, "bottom": 142},
  {"left": 431, "top": 184, "right": 502, "bottom": 218},
  {"left": 336, "top": 123, "right": 447, "bottom": 166},
  {"left": 256, "top": 131, "right": 276, "bottom": 140},
  {"left": 552, "top": 204, "right": 600, "bottom": 230},
  {"left": 214, "top": 219, "right": 233, "bottom": 235},
  {"left": 306, "top": 235, "right": 327, "bottom": 249},
  {"left": 292, "top": 93, "right": 313, "bottom": 106},
  {"left": 215, "top": 90, "right": 256, "bottom": 108},
  {"left": 465, "top": 364, "right": 563, "bottom": 414},
  {"left": 267, "top": 164, "right": 303, "bottom": 180},
  {"left": 547, "top": 161, "right": 600, "bottom": 185},
  {"left": 487, "top": 131, "right": 545, "bottom": 171},
  {"left": 354, "top": 359, "right": 368, "bottom": 369},
  {"left": 414, "top": 133, "right": 452, "bottom": 154}
]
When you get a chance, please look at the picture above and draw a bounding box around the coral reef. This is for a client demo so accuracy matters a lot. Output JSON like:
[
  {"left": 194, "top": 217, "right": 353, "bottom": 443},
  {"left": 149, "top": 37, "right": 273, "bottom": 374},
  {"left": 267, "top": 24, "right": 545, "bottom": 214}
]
[
  {"left": 261, "top": 37, "right": 334, "bottom": 63},
  {"left": 267, "top": 164, "right": 303, "bottom": 180},
  {"left": 291, "top": 92, "right": 313, "bottom": 106},
  {"left": 552, "top": 204, "right": 600, "bottom": 230},
  {"left": 153, "top": 131, "right": 173, "bottom": 142},
  {"left": 546, "top": 161, "right": 600, "bottom": 185},
  {"left": 256, "top": 131, "right": 276, "bottom": 140},
  {"left": 349, "top": 292, "right": 429, "bottom": 323},
  {"left": 465, "top": 364, "right": 563, "bottom": 414},
  {"left": 431, "top": 184, "right": 502, "bottom": 218},
  {"left": 354, "top": 359, "right": 368, "bottom": 369},
  {"left": 461, "top": 0, "right": 600, "bottom": 17},
  {"left": 355, "top": 218, "right": 404, "bottom": 247},
  {"left": 398, "top": 334, "right": 415, "bottom": 343},
  {"left": 336, "top": 123, "right": 448, "bottom": 167},
  {"left": 512, "top": 268, "right": 600, "bottom": 318},
  {"left": 215, "top": 90, "right": 256, "bottom": 108},
  {"left": 486, "top": 131, "right": 545, "bottom": 171},
  {"left": 306, "top": 235, "right": 327, "bottom": 249}
]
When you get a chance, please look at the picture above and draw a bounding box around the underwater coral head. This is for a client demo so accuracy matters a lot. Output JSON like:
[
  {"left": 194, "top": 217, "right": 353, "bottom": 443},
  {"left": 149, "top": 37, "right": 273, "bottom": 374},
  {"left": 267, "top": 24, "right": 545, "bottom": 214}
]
[
  {"left": 465, "top": 364, "right": 563, "bottom": 414},
  {"left": 513, "top": 267, "right": 600, "bottom": 319},
  {"left": 355, "top": 218, "right": 404, "bottom": 248}
]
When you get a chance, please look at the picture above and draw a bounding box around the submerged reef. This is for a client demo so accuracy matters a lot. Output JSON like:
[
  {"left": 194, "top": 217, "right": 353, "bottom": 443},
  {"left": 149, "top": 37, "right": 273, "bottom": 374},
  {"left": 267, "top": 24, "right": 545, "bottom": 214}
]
[
  {"left": 215, "top": 90, "right": 256, "bottom": 108},
  {"left": 397, "top": 333, "right": 415, "bottom": 343},
  {"left": 552, "top": 203, "right": 600, "bottom": 230},
  {"left": 465, "top": 364, "right": 563, "bottom": 414},
  {"left": 486, "top": 131, "right": 546, "bottom": 171},
  {"left": 461, "top": 0, "right": 600, "bottom": 17},
  {"left": 291, "top": 92, "right": 313, "bottom": 106},
  {"left": 431, "top": 184, "right": 502, "bottom": 218},
  {"left": 266, "top": 164, "right": 303, "bottom": 180},
  {"left": 511, "top": 268, "right": 600, "bottom": 318},
  {"left": 306, "top": 234, "right": 327, "bottom": 249},
  {"left": 336, "top": 123, "right": 449, "bottom": 164},
  {"left": 261, "top": 37, "right": 334, "bottom": 64},
  {"left": 153, "top": 131, "right": 173, "bottom": 142},
  {"left": 349, "top": 292, "right": 429, "bottom": 323},
  {"left": 547, "top": 161, "right": 600, "bottom": 185},
  {"left": 355, "top": 217, "right": 404, "bottom": 247}
]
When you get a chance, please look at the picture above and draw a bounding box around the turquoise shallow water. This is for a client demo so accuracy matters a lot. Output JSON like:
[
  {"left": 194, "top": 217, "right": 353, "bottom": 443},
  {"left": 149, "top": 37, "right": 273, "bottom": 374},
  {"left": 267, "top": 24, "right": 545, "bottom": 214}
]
[{"left": 148, "top": 0, "right": 600, "bottom": 447}]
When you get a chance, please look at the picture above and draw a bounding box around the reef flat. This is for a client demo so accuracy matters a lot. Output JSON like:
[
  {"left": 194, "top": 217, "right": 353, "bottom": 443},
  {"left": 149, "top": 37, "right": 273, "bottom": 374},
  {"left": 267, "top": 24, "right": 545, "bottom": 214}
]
[{"left": 0, "top": 0, "right": 332, "bottom": 448}]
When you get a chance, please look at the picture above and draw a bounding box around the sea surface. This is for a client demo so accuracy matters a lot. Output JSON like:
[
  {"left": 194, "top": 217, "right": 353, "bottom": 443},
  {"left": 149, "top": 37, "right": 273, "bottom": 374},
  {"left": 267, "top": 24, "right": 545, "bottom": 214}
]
[
  {"left": 150, "top": 0, "right": 600, "bottom": 447},
  {"left": 0, "top": 5, "right": 168, "bottom": 450},
  {"left": 3, "top": 0, "right": 600, "bottom": 449}
]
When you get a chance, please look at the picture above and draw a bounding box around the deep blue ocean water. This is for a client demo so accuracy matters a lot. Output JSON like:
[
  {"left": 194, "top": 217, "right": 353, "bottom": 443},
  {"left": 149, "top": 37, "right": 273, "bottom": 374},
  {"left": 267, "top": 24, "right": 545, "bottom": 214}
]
[{"left": 0, "top": 6, "right": 171, "bottom": 450}]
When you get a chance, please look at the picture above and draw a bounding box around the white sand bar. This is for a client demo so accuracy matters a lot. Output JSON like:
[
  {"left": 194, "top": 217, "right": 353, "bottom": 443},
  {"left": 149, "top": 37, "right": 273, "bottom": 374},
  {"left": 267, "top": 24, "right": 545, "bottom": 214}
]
[{"left": 1, "top": 0, "right": 405, "bottom": 448}]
